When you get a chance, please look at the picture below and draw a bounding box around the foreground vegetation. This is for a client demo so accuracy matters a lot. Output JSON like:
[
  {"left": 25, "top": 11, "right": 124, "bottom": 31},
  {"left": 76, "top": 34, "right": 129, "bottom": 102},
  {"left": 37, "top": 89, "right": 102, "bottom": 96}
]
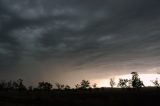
[
  {"left": 0, "top": 88, "right": 160, "bottom": 106},
  {"left": 0, "top": 72, "right": 160, "bottom": 106}
]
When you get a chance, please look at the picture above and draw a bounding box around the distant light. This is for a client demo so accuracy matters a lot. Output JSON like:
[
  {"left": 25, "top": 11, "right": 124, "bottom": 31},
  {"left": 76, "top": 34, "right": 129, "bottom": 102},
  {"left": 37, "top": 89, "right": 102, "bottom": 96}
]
[{"left": 91, "top": 74, "right": 160, "bottom": 87}]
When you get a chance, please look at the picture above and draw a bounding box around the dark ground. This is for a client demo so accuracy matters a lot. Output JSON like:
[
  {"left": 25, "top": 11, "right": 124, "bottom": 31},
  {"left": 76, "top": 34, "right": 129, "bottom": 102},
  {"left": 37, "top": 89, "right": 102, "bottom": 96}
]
[{"left": 0, "top": 88, "right": 160, "bottom": 106}]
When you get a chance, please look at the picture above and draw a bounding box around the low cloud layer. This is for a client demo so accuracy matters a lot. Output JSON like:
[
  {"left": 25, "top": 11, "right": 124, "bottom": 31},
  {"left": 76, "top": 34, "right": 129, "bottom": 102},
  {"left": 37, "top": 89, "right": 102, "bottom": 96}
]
[{"left": 1, "top": 0, "right": 160, "bottom": 85}]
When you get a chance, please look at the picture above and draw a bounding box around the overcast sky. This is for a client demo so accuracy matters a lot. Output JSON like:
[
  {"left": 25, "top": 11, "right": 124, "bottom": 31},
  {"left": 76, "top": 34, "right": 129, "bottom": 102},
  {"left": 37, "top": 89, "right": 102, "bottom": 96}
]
[{"left": 0, "top": 0, "right": 160, "bottom": 86}]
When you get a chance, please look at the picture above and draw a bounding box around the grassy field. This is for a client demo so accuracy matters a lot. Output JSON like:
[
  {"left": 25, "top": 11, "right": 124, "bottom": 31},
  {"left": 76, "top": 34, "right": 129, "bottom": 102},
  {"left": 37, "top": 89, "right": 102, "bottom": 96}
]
[{"left": 0, "top": 88, "right": 160, "bottom": 106}]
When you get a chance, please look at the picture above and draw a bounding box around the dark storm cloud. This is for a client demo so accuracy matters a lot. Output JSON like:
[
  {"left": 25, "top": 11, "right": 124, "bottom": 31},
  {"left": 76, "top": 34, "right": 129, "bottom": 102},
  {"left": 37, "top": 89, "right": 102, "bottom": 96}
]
[{"left": 1, "top": 0, "right": 160, "bottom": 82}]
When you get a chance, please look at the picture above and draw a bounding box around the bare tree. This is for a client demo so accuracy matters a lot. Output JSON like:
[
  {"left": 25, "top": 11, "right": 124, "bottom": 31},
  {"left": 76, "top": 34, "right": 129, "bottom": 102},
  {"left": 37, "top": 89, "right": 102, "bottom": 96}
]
[
  {"left": 151, "top": 78, "right": 159, "bottom": 87},
  {"left": 110, "top": 78, "right": 116, "bottom": 88},
  {"left": 127, "top": 79, "right": 132, "bottom": 88}
]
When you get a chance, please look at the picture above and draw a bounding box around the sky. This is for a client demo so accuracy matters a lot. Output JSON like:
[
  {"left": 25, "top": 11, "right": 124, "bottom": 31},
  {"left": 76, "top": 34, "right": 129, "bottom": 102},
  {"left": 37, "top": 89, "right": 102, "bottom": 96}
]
[{"left": 0, "top": 0, "right": 160, "bottom": 87}]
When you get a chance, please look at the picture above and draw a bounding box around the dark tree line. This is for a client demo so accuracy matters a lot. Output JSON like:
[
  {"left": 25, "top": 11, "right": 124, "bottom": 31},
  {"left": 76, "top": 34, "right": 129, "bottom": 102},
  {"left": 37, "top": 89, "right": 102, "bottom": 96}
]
[
  {"left": 0, "top": 72, "right": 159, "bottom": 91},
  {"left": 111, "top": 72, "right": 145, "bottom": 88},
  {"left": 110, "top": 72, "right": 160, "bottom": 88},
  {"left": 0, "top": 79, "right": 26, "bottom": 91}
]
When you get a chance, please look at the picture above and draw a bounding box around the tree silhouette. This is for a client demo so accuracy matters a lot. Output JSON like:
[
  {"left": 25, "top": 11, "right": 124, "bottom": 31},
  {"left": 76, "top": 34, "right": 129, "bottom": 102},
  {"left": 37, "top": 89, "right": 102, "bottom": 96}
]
[
  {"left": 151, "top": 78, "right": 159, "bottom": 87},
  {"left": 131, "top": 72, "right": 144, "bottom": 88},
  {"left": 80, "top": 80, "right": 90, "bottom": 89},
  {"left": 64, "top": 85, "right": 71, "bottom": 90},
  {"left": 0, "top": 80, "right": 7, "bottom": 90},
  {"left": 13, "top": 81, "right": 18, "bottom": 90},
  {"left": 55, "top": 83, "right": 65, "bottom": 90},
  {"left": 110, "top": 78, "right": 116, "bottom": 88},
  {"left": 92, "top": 83, "right": 97, "bottom": 88},
  {"left": 127, "top": 79, "right": 132, "bottom": 88},
  {"left": 16, "top": 79, "right": 26, "bottom": 91},
  {"left": 75, "top": 84, "right": 81, "bottom": 89},
  {"left": 117, "top": 79, "right": 128, "bottom": 88},
  {"left": 28, "top": 86, "right": 33, "bottom": 91},
  {"left": 6, "top": 80, "right": 12, "bottom": 90},
  {"left": 38, "top": 82, "right": 53, "bottom": 91}
]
